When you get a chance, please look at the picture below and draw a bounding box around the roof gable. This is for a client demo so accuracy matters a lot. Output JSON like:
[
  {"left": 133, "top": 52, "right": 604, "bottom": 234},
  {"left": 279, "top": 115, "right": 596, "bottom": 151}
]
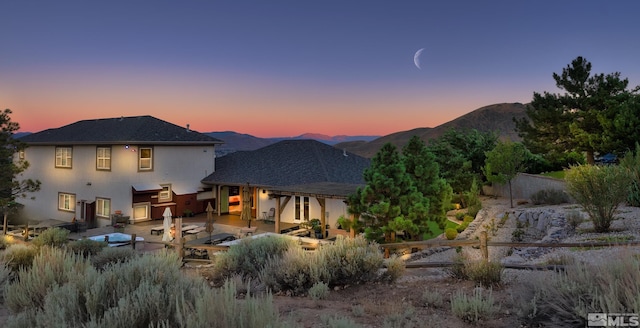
[
  {"left": 19, "top": 115, "right": 223, "bottom": 145},
  {"left": 202, "top": 139, "right": 370, "bottom": 188}
]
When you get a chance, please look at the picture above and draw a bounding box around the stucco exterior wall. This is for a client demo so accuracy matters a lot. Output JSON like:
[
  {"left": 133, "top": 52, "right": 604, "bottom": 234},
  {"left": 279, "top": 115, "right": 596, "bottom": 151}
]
[{"left": 19, "top": 144, "right": 216, "bottom": 226}]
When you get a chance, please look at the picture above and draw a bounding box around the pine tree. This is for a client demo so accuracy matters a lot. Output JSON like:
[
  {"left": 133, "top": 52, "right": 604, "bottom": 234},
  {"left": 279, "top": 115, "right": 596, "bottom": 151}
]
[{"left": 0, "top": 109, "right": 41, "bottom": 230}]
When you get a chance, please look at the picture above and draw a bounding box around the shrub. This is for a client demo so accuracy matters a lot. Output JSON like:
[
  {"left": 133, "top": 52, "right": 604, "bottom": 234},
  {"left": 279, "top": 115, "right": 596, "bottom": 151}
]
[
  {"left": 620, "top": 143, "right": 640, "bottom": 206},
  {"left": 381, "top": 254, "right": 406, "bottom": 283},
  {"left": 565, "top": 209, "right": 584, "bottom": 230},
  {"left": 456, "top": 222, "right": 469, "bottom": 233},
  {"left": 308, "top": 281, "right": 330, "bottom": 300},
  {"left": 2, "top": 244, "right": 38, "bottom": 273},
  {"left": 451, "top": 288, "right": 499, "bottom": 323},
  {"left": 261, "top": 235, "right": 383, "bottom": 295},
  {"left": 31, "top": 227, "right": 69, "bottom": 248},
  {"left": 515, "top": 253, "right": 640, "bottom": 327},
  {"left": 447, "top": 255, "right": 503, "bottom": 287},
  {"left": 90, "top": 246, "right": 137, "bottom": 270},
  {"left": 464, "top": 260, "right": 503, "bottom": 287},
  {"left": 67, "top": 238, "right": 107, "bottom": 257},
  {"left": 445, "top": 228, "right": 458, "bottom": 240},
  {"left": 421, "top": 288, "right": 444, "bottom": 308},
  {"left": 0, "top": 235, "right": 13, "bottom": 250},
  {"left": 209, "top": 235, "right": 295, "bottom": 285},
  {"left": 565, "top": 164, "right": 632, "bottom": 232},
  {"left": 4, "top": 248, "right": 285, "bottom": 328},
  {"left": 463, "top": 215, "right": 475, "bottom": 223},
  {"left": 530, "top": 189, "right": 570, "bottom": 205}
]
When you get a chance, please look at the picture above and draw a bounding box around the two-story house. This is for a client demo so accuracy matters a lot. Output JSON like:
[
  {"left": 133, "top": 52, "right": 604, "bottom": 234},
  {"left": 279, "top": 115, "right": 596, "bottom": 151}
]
[{"left": 18, "top": 116, "right": 223, "bottom": 228}]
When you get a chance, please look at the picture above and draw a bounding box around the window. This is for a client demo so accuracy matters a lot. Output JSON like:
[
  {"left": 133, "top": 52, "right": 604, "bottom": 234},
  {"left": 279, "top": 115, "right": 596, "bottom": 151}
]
[
  {"left": 295, "top": 196, "right": 301, "bottom": 220},
  {"left": 139, "top": 147, "right": 153, "bottom": 170},
  {"left": 58, "top": 193, "right": 76, "bottom": 212},
  {"left": 304, "top": 197, "right": 310, "bottom": 221},
  {"left": 159, "top": 184, "right": 172, "bottom": 202},
  {"left": 96, "top": 147, "right": 111, "bottom": 170},
  {"left": 18, "top": 150, "right": 25, "bottom": 160},
  {"left": 55, "top": 147, "right": 72, "bottom": 168},
  {"left": 96, "top": 198, "right": 110, "bottom": 217},
  {"left": 133, "top": 203, "right": 150, "bottom": 220}
]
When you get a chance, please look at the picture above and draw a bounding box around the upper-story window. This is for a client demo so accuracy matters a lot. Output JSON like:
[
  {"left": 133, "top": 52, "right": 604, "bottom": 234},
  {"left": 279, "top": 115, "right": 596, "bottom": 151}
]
[
  {"left": 139, "top": 147, "right": 153, "bottom": 171},
  {"left": 58, "top": 192, "right": 76, "bottom": 212},
  {"left": 96, "top": 197, "right": 111, "bottom": 218},
  {"left": 159, "top": 184, "right": 172, "bottom": 202},
  {"left": 55, "top": 147, "right": 73, "bottom": 168},
  {"left": 96, "top": 147, "right": 111, "bottom": 170}
]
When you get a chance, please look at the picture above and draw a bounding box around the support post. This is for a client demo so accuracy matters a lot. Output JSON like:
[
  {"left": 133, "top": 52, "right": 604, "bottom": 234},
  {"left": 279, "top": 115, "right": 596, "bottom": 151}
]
[
  {"left": 480, "top": 230, "right": 488, "bottom": 261},
  {"left": 131, "top": 233, "right": 137, "bottom": 249},
  {"left": 175, "top": 217, "right": 183, "bottom": 258}
]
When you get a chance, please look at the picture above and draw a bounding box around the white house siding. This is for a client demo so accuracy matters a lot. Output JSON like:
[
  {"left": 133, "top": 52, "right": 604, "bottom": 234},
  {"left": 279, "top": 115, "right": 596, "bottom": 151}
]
[{"left": 19, "top": 144, "right": 216, "bottom": 226}]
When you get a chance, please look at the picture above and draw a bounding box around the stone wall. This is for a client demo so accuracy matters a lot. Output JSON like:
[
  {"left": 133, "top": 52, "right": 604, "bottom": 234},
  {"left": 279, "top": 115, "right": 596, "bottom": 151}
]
[{"left": 483, "top": 173, "right": 572, "bottom": 202}]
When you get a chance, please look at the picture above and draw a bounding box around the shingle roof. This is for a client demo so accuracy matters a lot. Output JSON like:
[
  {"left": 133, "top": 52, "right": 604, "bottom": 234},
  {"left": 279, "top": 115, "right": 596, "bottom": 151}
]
[
  {"left": 19, "top": 115, "right": 223, "bottom": 145},
  {"left": 202, "top": 139, "right": 370, "bottom": 197}
]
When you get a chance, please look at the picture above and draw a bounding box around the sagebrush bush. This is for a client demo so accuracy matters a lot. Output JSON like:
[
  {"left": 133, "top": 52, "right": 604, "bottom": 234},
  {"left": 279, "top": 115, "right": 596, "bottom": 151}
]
[
  {"left": 620, "top": 143, "right": 640, "bottom": 206},
  {"left": 515, "top": 253, "right": 640, "bottom": 327},
  {"left": 447, "top": 255, "right": 503, "bottom": 287},
  {"left": 67, "top": 238, "right": 107, "bottom": 257},
  {"left": 445, "top": 228, "right": 458, "bottom": 240},
  {"left": 261, "top": 236, "right": 384, "bottom": 295},
  {"left": 421, "top": 288, "right": 444, "bottom": 308},
  {"left": 4, "top": 248, "right": 285, "bottom": 328},
  {"left": 464, "top": 260, "right": 503, "bottom": 287},
  {"left": 0, "top": 234, "right": 13, "bottom": 250},
  {"left": 530, "top": 189, "right": 570, "bottom": 205},
  {"left": 209, "top": 235, "right": 295, "bottom": 285},
  {"left": 31, "top": 227, "right": 70, "bottom": 248},
  {"left": 381, "top": 254, "right": 405, "bottom": 283},
  {"left": 451, "top": 288, "right": 499, "bottom": 323},
  {"left": 2, "top": 243, "right": 38, "bottom": 273},
  {"left": 565, "top": 164, "right": 632, "bottom": 232},
  {"left": 308, "top": 281, "right": 330, "bottom": 300},
  {"left": 90, "top": 246, "right": 137, "bottom": 270}
]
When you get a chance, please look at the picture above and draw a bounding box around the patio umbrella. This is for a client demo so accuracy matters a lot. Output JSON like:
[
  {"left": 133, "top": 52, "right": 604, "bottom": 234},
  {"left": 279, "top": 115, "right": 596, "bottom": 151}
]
[
  {"left": 162, "top": 207, "right": 173, "bottom": 242},
  {"left": 240, "top": 183, "right": 252, "bottom": 228},
  {"left": 205, "top": 202, "right": 214, "bottom": 241}
]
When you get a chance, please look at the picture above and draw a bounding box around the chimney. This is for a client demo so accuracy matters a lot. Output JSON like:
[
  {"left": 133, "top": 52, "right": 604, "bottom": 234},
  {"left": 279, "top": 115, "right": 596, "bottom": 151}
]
[{"left": 186, "top": 124, "right": 190, "bottom": 132}]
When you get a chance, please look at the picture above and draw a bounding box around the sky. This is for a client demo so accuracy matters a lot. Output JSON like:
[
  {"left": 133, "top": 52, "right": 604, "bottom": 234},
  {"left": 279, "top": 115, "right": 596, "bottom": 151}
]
[{"left": 2, "top": 1, "right": 640, "bottom": 138}]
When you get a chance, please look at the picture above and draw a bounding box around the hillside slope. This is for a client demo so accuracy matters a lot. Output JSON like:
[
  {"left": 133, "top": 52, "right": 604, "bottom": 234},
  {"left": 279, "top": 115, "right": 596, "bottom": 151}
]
[{"left": 335, "top": 103, "right": 528, "bottom": 158}]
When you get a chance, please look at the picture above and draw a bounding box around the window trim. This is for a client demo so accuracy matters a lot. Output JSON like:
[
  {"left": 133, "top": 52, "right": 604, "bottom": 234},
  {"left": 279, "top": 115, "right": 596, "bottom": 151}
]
[
  {"left": 158, "top": 184, "right": 172, "bottom": 202},
  {"left": 138, "top": 146, "right": 153, "bottom": 171},
  {"left": 58, "top": 192, "right": 76, "bottom": 212},
  {"left": 95, "top": 197, "right": 111, "bottom": 218},
  {"left": 55, "top": 146, "right": 73, "bottom": 168},
  {"left": 96, "top": 146, "right": 112, "bottom": 171}
]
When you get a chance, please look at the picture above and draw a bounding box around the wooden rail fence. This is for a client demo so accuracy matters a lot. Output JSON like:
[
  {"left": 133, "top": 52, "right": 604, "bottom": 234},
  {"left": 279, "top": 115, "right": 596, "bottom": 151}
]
[{"left": 87, "top": 228, "right": 640, "bottom": 269}]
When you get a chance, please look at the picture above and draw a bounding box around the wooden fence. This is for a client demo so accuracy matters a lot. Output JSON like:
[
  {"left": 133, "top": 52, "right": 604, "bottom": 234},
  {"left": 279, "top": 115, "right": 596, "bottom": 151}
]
[{"left": 90, "top": 229, "right": 640, "bottom": 269}]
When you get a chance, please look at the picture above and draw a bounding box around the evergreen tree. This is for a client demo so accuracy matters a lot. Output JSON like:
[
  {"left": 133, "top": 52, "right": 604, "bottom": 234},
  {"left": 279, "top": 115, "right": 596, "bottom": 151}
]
[
  {"left": 402, "top": 136, "right": 452, "bottom": 229},
  {"left": 516, "top": 56, "right": 636, "bottom": 165},
  {"left": 0, "top": 109, "right": 41, "bottom": 230}
]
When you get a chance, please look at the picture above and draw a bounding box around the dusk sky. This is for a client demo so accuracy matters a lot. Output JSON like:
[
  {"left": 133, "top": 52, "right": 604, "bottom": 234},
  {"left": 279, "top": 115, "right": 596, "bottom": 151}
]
[{"left": 2, "top": 1, "right": 639, "bottom": 138}]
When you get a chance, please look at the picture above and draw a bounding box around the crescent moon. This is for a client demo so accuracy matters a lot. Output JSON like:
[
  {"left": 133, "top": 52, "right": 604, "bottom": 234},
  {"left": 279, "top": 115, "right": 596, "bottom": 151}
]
[{"left": 414, "top": 48, "right": 425, "bottom": 70}]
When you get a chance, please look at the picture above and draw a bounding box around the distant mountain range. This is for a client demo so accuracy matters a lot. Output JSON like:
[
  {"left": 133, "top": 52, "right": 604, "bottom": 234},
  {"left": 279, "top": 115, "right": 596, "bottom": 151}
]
[
  {"left": 15, "top": 102, "right": 528, "bottom": 159},
  {"left": 209, "top": 102, "right": 528, "bottom": 158},
  {"left": 207, "top": 132, "right": 380, "bottom": 157}
]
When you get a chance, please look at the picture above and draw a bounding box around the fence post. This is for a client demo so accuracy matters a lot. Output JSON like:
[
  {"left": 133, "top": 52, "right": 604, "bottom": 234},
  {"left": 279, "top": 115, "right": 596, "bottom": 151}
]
[
  {"left": 131, "top": 233, "right": 136, "bottom": 250},
  {"left": 480, "top": 230, "right": 488, "bottom": 261},
  {"left": 175, "top": 217, "right": 183, "bottom": 258}
]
